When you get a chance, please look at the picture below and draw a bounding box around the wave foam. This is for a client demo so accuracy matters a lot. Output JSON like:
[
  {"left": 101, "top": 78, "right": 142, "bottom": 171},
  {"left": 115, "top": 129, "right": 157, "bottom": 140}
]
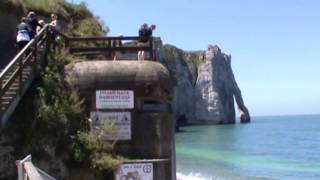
[{"left": 177, "top": 172, "right": 216, "bottom": 180}]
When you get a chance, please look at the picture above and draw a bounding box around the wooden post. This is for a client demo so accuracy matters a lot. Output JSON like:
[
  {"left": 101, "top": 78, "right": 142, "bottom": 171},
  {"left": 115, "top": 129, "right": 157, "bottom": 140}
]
[
  {"left": 33, "top": 43, "right": 38, "bottom": 72},
  {"left": 24, "top": 162, "right": 42, "bottom": 180},
  {"left": 150, "top": 37, "right": 154, "bottom": 61},
  {"left": 19, "top": 55, "right": 23, "bottom": 95},
  {"left": 46, "top": 29, "right": 51, "bottom": 55},
  {"left": 107, "top": 39, "right": 111, "bottom": 58},
  {"left": 65, "top": 37, "right": 70, "bottom": 51},
  {"left": 16, "top": 155, "right": 32, "bottom": 180},
  {"left": 0, "top": 78, "right": 2, "bottom": 116}
]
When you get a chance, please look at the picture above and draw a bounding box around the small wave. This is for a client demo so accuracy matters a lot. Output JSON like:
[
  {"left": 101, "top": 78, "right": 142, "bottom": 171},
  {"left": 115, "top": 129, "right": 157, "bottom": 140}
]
[{"left": 177, "top": 172, "right": 218, "bottom": 180}]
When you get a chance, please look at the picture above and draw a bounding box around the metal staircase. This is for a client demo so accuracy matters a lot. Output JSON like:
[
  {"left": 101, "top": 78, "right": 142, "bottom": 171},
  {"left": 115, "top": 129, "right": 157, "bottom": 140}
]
[{"left": 0, "top": 25, "right": 51, "bottom": 125}]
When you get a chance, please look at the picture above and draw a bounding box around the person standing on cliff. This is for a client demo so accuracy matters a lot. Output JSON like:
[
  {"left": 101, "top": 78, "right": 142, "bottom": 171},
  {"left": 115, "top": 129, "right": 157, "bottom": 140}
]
[
  {"left": 26, "top": 11, "right": 42, "bottom": 39},
  {"left": 112, "top": 34, "right": 123, "bottom": 60},
  {"left": 49, "top": 14, "right": 60, "bottom": 32},
  {"left": 138, "top": 23, "right": 156, "bottom": 60},
  {"left": 16, "top": 17, "right": 31, "bottom": 51}
]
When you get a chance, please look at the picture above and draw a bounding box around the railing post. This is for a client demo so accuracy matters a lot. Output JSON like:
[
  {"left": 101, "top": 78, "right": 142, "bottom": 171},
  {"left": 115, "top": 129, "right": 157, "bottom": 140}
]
[
  {"left": 16, "top": 155, "right": 32, "bottom": 180},
  {"left": 107, "top": 39, "right": 111, "bottom": 58},
  {"left": 150, "top": 37, "right": 154, "bottom": 61},
  {"left": 33, "top": 42, "right": 38, "bottom": 70},
  {"left": 0, "top": 78, "right": 2, "bottom": 115},
  {"left": 19, "top": 55, "right": 23, "bottom": 95},
  {"left": 48, "top": 28, "right": 51, "bottom": 51},
  {"left": 65, "top": 37, "right": 70, "bottom": 52}
]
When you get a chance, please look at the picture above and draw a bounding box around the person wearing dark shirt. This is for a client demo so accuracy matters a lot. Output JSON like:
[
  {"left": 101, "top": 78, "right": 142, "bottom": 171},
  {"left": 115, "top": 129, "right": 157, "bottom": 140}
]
[
  {"left": 16, "top": 17, "right": 31, "bottom": 51},
  {"left": 138, "top": 24, "right": 156, "bottom": 60},
  {"left": 26, "top": 11, "right": 41, "bottom": 39},
  {"left": 139, "top": 23, "right": 149, "bottom": 43},
  {"left": 148, "top": 25, "right": 156, "bottom": 36}
]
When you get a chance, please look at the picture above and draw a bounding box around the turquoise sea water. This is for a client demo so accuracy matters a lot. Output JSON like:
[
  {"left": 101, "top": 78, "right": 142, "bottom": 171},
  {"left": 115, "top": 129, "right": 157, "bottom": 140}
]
[{"left": 176, "top": 115, "right": 320, "bottom": 180}]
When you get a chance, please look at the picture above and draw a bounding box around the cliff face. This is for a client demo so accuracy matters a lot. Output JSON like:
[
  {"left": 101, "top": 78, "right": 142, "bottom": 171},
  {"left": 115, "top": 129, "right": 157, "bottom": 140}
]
[
  {"left": 0, "top": 12, "right": 20, "bottom": 68},
  {"left": 160, "top": 44, "right": 250, "bottom": 124}
]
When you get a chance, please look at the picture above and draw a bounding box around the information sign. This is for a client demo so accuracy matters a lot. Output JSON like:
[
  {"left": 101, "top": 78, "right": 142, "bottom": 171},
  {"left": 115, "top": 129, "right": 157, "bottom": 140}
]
[
  {"left": 96, "top": 90, "right": 134, "bottom": 109},
  {"left": 90, "top": 111, "right": 131, "bottom": 140},
  {"left": 115, "top": 163, "right": 153, "bottom": 180}
]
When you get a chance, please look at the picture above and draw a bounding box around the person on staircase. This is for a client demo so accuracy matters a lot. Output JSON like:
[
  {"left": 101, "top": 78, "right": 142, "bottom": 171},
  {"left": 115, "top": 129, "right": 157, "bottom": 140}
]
[
  {"left": 49, "top": 14, "right": 61, "bottom": 51},
  {"left": 16, "top": 17, "right": 31, "bottom": 51},
  {"left": 26, "top": 11, "right": 42, "bottom": 39},
  {"left": 36, "top": 19, "right": 46, "bottom": 34}
]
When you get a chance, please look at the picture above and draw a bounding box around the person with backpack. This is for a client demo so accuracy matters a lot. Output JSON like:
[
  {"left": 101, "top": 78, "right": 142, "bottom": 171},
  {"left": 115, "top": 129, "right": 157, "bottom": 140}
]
[{"left": 16, "top": 17, "right": 31, "bottom": 51}]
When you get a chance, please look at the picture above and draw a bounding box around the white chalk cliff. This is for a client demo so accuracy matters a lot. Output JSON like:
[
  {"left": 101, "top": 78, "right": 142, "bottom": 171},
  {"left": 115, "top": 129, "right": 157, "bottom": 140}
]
[{"left": 159, "top": 44, "right": 250, "bottom": 124}]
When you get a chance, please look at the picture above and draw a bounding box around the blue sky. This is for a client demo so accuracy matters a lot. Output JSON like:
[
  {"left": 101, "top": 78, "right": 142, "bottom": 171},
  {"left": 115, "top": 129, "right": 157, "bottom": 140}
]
[{"left": 69, "top": 0, "right": 320, "bottom": 116}]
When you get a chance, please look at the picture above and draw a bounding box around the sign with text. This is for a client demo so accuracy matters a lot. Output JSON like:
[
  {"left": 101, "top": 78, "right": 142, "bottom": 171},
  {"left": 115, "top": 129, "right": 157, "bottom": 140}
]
[
  {"left": 90, "top": 111, "right": 131, "bottom": 140},
  {"left": 115, "top": 163, "right": 153, "bottom": 180},
  {"left": 96, "top": 90, "right": 134, "bottom": 109}
]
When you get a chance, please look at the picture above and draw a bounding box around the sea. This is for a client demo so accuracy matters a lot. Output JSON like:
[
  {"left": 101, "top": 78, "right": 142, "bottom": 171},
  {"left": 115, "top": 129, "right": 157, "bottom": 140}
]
[{"left": 176, "top": 114, "right": 320, "bottom": 180}]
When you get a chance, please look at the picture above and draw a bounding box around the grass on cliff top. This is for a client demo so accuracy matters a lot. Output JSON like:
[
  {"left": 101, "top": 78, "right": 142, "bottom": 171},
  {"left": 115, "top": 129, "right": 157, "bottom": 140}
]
[
  {"left": 24, "top": 0, "right": 109, "bottom": 36},
  {"left": 24, "top": 0, "right": 91, "bottom": 21},
  {"left": 2, "top": 0, "right": 108, "bottom": 36},
  {"left": 162, "top": 44, "right": 205, "bottom": 67}
]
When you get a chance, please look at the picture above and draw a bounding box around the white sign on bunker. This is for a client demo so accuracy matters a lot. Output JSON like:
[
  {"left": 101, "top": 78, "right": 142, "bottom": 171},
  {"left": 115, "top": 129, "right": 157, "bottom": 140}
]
[
  {"left": 90, "top": 111, "right": 131, "bottom": 140},
  {"left": 96, "top": 90, "right": 134, "bottom": 109},
  {"left": 115, "top": 163, "right": 153, "bottom": 180}
]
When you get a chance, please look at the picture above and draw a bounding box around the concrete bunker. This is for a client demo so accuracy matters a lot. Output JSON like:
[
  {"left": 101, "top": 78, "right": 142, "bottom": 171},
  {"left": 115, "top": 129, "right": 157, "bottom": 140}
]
[{"left": 67, "top": 60, "right": 176, "bottom": 180}]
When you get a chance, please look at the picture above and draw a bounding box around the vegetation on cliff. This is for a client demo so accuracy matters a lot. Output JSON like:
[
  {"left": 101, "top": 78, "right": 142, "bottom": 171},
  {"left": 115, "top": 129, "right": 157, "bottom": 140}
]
[
  {"left": 1, "top": 53, "right": 124, "bottom": 179},
  {"left": 36, "top": 52, "right": 124, "bottom": 171},
  {"left": 0, "top": 0, "right": 122, "bottom": 178},
  {"left": 1, "top": 0, "right": 108, "bottom": 39},
  {"left": 162, "top": 44, "right": 204, "bottom": 68}
]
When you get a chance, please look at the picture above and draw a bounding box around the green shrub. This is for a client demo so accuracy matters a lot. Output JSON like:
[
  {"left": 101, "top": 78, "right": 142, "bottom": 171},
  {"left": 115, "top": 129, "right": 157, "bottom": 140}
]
[
  {"left": 163, "top": 45, "right": 176, "bottom": 60},
  {"left": 71, "top": 131, "right": 125, "bottom": 170},
  {"left": 67, "top": 17, "right": 106, "bottom": 37},
  {"left": 34, "top": 52, "right": 85, "bottom": 147},
  {"left": 59, "top": 1, "right": 93, "bottom": 21},
  {"left": 5, "top": 0, "right": 109, "bottom": 36},
  {"left": 24, "top": 0, "right": 71, "bottom": 20},
  {"left": 36, "top": 52, "right": 124, "bottom": 170}
]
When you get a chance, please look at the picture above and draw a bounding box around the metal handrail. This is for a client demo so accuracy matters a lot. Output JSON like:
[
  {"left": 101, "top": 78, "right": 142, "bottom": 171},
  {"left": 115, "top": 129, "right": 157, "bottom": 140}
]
[
  {"left": 0, "top": 26, "right": 48, "bottom": 83},
  {"left": 0, "top": 25, "right": 51, "bottom": 120},
  {"left": 0, "top": 25, "right": 49, "bottom": 79},
  {"left": 68, "top": 36, "right": 152, "bottom": 41},
  {"left": 0, "top": 27, "right": 157, "bottom": 123},
  {"left": 66, "top": 35, "right": 155, "bottom": 60},
  {"left": 16, "top": 154, "right": 57, "bottom": 180}
]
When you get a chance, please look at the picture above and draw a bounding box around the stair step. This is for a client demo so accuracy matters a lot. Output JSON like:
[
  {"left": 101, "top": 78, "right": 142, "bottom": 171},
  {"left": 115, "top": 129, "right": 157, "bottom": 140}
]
[
  {"left": 0, "top": 38, "right": 47, "bottom": 116},
  {"left": 1, "top": 101, "right": 10, "bottom": 105},
  {"left": 2, "top": 70, "right": 32, "bottom": 80},
  {"left": 8, "top": 86, "right": 20, "bottom": 91},
  {"left": 1, "top": 96, "right": 14, "bottom": 100},
  {"left": 4, "top": 89, "right": 17, "bottom": 94}
]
